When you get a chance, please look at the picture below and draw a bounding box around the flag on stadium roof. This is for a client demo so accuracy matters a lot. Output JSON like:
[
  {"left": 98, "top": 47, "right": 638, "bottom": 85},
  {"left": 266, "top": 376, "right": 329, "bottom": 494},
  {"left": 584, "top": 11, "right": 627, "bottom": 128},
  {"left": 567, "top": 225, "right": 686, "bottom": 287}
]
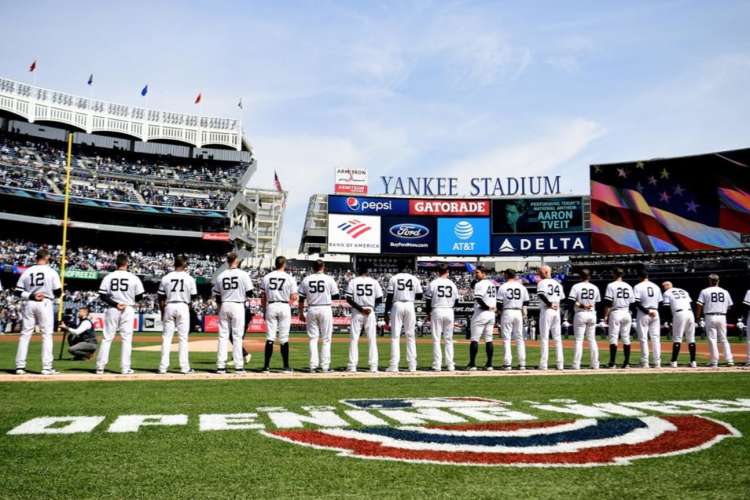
[
  {"left": 140, "top": 84, "right": 148, "bottom": 97},
  {"left": 194, "top": 92, "right": 202, "bottom": 104},
  {"left": 87, "top": 74, "right": 93, "bottom": 86},
  {"left": 29, "top": 60, "right": 37, "bottom": 72},
  {"left": 274, "top": 171, "right": 283, "bottom": 192},
  {"left": 237, "top": 98, "right": 243, "bottom": 110},
  {"left": 590, "top": 149, "right": 750, "bottom": 253}
]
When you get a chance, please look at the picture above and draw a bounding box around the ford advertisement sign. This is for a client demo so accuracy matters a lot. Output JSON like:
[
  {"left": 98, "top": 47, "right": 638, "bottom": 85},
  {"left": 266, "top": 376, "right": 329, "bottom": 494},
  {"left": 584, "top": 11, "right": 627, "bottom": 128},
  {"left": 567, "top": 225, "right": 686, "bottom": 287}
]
[
  {"left": 328, "top": 195, "right": 409, "bottom": 215},
  {"left": 382, "top": 217, "right": 436, "bottom": 254}
]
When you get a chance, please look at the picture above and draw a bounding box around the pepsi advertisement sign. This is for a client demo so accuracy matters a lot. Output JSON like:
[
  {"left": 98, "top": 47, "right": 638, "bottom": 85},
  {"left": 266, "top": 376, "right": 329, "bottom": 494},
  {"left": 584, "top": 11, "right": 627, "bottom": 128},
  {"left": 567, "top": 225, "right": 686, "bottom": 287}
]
[
  {"left": 382, "top": 217, "right": 436, "bottom": 254},
  {"left": 491, "top": 232, "right": 591, "bottom": 255},
  {"left": 328, "top": 195, "right": 409, "bottom": 216},
  {"left": 437, "top": 218, "right": 490, "bottom": 256}
]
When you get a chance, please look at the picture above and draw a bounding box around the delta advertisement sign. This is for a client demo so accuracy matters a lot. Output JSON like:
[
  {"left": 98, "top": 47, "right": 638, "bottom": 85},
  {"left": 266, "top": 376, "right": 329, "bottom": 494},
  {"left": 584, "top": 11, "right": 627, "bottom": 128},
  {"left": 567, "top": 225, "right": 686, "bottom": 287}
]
[{"left": 327, "top": 195, "right": 590, "bottom": 256}]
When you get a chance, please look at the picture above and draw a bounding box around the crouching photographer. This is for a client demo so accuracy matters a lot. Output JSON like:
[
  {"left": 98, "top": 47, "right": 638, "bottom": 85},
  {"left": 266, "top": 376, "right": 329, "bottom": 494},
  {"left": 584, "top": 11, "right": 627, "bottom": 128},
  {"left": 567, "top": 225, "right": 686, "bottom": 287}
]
[{"left": 60, "top": 307, "right": 98, "bottom": 360}]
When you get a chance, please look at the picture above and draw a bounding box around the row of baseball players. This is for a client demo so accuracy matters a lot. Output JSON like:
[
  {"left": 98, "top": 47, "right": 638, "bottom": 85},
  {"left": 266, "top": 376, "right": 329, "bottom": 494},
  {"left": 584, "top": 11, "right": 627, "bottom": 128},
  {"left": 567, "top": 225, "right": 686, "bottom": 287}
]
[{"left": 10, "top": 249, "right": 750, "bottom": 374}]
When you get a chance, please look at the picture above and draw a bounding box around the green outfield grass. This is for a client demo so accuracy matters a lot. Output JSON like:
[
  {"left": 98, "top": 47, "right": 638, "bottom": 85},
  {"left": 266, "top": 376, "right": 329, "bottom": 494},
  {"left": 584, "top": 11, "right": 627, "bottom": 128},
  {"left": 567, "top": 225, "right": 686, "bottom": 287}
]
[
  {"left": 2, "top": 372, "right": 750, "bottom": 499},
  {"left": 1, "top": 331, "right": 742, "bottom": 374},
  {"left": 2, "top": 334, "right": 749, "bottom": 499}
]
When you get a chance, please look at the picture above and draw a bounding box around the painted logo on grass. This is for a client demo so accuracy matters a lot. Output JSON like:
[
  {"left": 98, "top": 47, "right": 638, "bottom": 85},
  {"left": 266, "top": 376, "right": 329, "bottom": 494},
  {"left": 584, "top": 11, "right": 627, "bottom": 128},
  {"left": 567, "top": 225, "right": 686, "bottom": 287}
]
[{"left": 264, "top": 398, "right": 740, "bottom": 467}]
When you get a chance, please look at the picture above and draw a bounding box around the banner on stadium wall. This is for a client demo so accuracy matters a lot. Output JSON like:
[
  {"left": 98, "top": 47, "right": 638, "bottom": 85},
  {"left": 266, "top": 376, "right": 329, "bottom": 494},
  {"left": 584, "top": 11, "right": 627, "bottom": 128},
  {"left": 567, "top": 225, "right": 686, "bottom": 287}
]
[
  {"left": 327, "top": 213, "right": 381, "bottom": 254},
  {"left": 328, "top": 195, "right": 409, "bottom": 216},
  {"left": 409, "top": 199, "right": 490, "bottom": 216},
  {"left": 491, "top": 197, "right": 584, "bottom": 234},
  {"left": 88, "top": 313, "right": 139, "bottom": 332},
  {"left": 65, "top": 270, "right": 99, "bottom": 280},
  {"left": 381, "top": 217, "right": 437, "bottom": 254},
  {"left": 140, "top": 313, "right": 163, "bottom": 332},
  {"left": 490, "top": 233, "right": 591, "bottom": 256},
  {"left": 335, "top": 168, "right": 368, "bottom": 194},
  {"left": 437, "top": 218, "right": 491, "bottom": 256},
  {"left": 202, "top": 232, "right": 230, "bottom": 241}
]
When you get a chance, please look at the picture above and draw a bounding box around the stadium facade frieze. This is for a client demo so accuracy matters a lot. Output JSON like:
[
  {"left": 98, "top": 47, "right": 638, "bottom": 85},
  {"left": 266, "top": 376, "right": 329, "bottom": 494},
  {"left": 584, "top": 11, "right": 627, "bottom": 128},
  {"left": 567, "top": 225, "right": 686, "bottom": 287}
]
[{"left": 380, "top": 175, "right": 562, "bottom": 197}]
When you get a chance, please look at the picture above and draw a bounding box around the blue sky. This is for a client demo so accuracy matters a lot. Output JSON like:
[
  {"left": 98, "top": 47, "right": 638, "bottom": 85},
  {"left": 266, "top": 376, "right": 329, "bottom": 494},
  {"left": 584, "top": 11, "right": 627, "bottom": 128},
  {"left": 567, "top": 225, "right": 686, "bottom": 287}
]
[{"left": 2, "top": 1, "right": 749, "bottom": 250}]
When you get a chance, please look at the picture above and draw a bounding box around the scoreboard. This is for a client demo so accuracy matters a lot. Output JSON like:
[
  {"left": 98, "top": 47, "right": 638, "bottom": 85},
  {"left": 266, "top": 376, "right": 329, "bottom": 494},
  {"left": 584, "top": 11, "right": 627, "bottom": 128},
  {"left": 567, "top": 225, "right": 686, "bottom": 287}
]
[{"left": 326, "top": 194, "right": 590, "bottom": 256}]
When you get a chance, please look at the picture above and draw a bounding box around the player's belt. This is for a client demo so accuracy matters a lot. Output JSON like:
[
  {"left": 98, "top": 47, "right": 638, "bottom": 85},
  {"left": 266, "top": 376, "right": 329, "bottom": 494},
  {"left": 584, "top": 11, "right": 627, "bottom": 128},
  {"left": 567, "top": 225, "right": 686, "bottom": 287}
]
[
  {"left": 705, "top": 312, "right": 725, "bottom": 316},
  {"left": 309, "top": 304, "right": 332, "bottom": 307},
  {"left": 167, "top": 301, "right": 188, "bottom": 304},
  {"left": 395, "top": 300, "right": 413, "bottom": 303},
  {"left": 674, "top": 309, "right": 686, "bottom": 312},
  {"left": 269, "top": 300, "right": 289, "bottom": 304},
  {"left": 503, "top": 307, "right": 521, "bottom": 310},
  {"left": 612, "top": 307, "right": 629, "bottom": 310}
]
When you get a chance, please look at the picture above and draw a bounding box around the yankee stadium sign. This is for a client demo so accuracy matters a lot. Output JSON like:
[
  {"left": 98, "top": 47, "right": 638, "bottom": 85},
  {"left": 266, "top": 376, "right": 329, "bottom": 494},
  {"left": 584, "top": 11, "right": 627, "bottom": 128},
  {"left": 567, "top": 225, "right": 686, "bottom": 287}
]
[
  {"left": 380, "top": 176, "right": 562, "bottom": 197},
  {"left": 9, "top": 397, "right": 745, "bottom": 467}
]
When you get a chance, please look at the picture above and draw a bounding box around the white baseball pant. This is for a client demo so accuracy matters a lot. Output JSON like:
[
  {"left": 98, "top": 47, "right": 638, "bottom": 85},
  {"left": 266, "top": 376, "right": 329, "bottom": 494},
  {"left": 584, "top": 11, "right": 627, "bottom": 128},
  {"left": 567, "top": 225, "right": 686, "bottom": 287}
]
[
  {"left": 217, "top": 302, "right": 245, "bottom": 370},
  {"left": 608, "top": 309, "right": 632, "bottom": 345},
  {"left": 348, "top": 310, "right": 378, "bottom": 370},
  {"left": 159, "top": 303, "right": 191, "bottom": 373},
  {"left": 501, "top": 309, "right": 525, "bottom": 367},
  {"left": 636, "top": 312, "right": 661, "bottom": 366},
  {"left": 431, "top": 308, "right": 455, "bottom": 370},
  {"left": 573, "top": 310, "right": 599, "bottom": 369},
  {"left": 538, "top": 307, "right": 563, "bottom": 369},
  {"left": 671, "top": 311, "right": 696, "bottom": 343},
  {"left": 306, "top": 306, "right": 333, "bottom": 370},
  {"left": 704, "top": 315, "right": 733, "bottom": 365},
  {"left": 470, "top": 310, "right": 495, "bottom": 342},
  {"left": 265, "top": 302, "right": 291, "bottom": 344},
  {"left": 746, "top": 313, "right": 749, "bottom": 362},
  {"left": 97, "top": 306, "right": 135, "bottom": 373},
  {"left": 15, "top": 299, "right": 54, "bottom": 371},
  {"left": 390, "top": 302, "right": 416, "bottom": 370}
]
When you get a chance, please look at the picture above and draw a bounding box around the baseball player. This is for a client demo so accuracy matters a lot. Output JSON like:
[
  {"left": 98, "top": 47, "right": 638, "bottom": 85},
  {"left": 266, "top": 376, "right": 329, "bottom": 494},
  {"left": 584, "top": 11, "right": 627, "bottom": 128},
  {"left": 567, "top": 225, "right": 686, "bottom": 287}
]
[
  {"left": 498, "top": 269, "right": 530, "bottom": 370},
  {"left": 345, "top": 267, "right": 383, "bottom": 372},
  {"left": 603, "top": 268, "right": 635, "bottom": 368},
  {"left": 212, "top": 252, "right": 254, "bottom": 374},
  {"left": 468, "top": 266, "right": 496, "bottom": 371},
  {"left": 661, "top": 281, "right": 697, "bottom": 368},
  {"left": 743, "top": 288, "right": 750, "bottom": 367},
  {"left": 633, "top": 269, "right": 663, "bottom": 368},
  {"left": 261, "top": 256, "right": 298, "bottom": 372},
  {"left": 14, "top": 249, "right": 62, "bottom": 375},
  {"left": 97, "top": 253, "right": 144, "bottom": 375},
  {"left": 696, "top": 274, "right": 734, "bottom": 367},
  {"left": 424, "top": 263, "right": 459, "bottom": 371},
  {"left": 567, "top": 268, "right": 601, "bottom": 369},
  {"left": 157, "top": 255, "right": 198, "bottom": 374},
  {"left": 384, "top": 266, "right": 423, "bottom": 372},
  {"left": 536, "top": 265, "right": 565, "bottom": 370},
  {"left": 298, "top": 260, "right": 340, "bottom": 373}
]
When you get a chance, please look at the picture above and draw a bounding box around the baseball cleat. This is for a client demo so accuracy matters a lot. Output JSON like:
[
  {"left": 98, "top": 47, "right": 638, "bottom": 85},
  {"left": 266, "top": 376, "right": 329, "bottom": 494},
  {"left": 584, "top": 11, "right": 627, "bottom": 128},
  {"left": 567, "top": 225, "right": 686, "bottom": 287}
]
[
  {"left": 320, "top": 368, "right": 331, "bottom": 373},
  {"left": 518, "top": 366, "right": 526, "bottom": 371},
  {"left": 369, "top": 367, "right": 379, "bottom": 373},
  {"left": 408, "top": 367, "right": 417, "bottom": 373},
  {"left": 121, "top": 369, "right": 135, "bottom": 375},
  {"left": 538, "top": 366, "right": 548, "bottom": 371},
  {"left": 181, "top": 369, "right": 195, "bottom": 375},
  {"left": 640, "top": 362, "right": 649, "bottom": 368},
  {"left": 15, "top": 369, "right": 26, "bottom": 375},
  {"left": 727, "top": 361, "right": 735, "bottom": 367},
  {"left": 484, "top": 366, "right": 494, "bottom": 372},
  {"left": 282, "top": 367, "right": 293, "bottom": 374},
  {"left": 447, "top": 365, "right": 455, "bottom": 372},
  {"left": 216, "top": 368, "right": 227, "bottom": 375},
  {"left": 95, "top": 369, "right": 104, "bottom": 375},
  {"left": 431, "top": 367, "right": 442, "bottom": 372},
  {"left": 235, "top": 370, "right": 246, "bottom": 375},
  {"left": 41, "top": 369, "right": 60, "bottom": 375},
  {"left": 621, "top": 364, "right": 629, "bottom": 369},
  {"left": 157, "top": 370, "right": 167, "bottom": 374},
  {"left": 670, "top": 362, "right": 678, "bottom": 368},
  {"left": 346, "top": 367, "right": 357, "bottom": 373},
  {"left": 690, "top": 361, "right": 697, "bottom": 368},
  {"left": 385, "top": 367, "right": 399, "bottom": 373},
  {"left": 557, "top": 365, "right": 565, "bottom": 371},
  {"left": 707, "top": 363, "right": 718, "bottom": 368},
  {"left": 262, "top": 367, "right": 271, "bottom": 373},
  {"left": 466, "top": 366, "right": 478, "bottom": 372},
  {"left": 503, "top": 365, "right": 512, "bottom": 371}
]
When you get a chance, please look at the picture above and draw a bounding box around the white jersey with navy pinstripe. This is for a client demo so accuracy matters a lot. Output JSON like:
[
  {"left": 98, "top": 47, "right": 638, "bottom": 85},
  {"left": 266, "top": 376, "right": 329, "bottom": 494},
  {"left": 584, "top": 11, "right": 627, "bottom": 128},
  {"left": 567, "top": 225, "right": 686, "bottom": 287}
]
[
  {"left": 633, "top": 280, "right": 662, "bottom": 310},
  {"left": 662, "top": 287, "right": 692, "bottom": 314},
  {"left": 604, "top": 281, "right": 634, "bottom": 309},
  {"left": 425, "top": 277, "right": 459, "bottom": 309},
  {"left": 212, "top": 268, "right": 254, "bottom": 303},
  {"left": 158, "top": 271, "right": 198, "bottom": 303},
  {"left": 260, "top": 270, "right": 297, "bottom": 303},
  {"left": 697, "top": 286, "right": 733, "bottom": 314},
  {"left": 299, "top": 274, "right": 339, "bottom": 306},
  {"left": 345, "top": 276, "right": 383, "bottom": 309},
  {"left": 15, "top": 265, "right": 61, "bottom": 300},
  {"left": 99, "top": 270, "right": 144, "bottom": 306},
  {"left": 498, "top": 280, "right": 529, "bottom": 309},
  {"left": 386, "top": 273, "right": 422, "bottom": 302},
  {"left": 473, "top": 279, "right": 497, "bottom": 312}
]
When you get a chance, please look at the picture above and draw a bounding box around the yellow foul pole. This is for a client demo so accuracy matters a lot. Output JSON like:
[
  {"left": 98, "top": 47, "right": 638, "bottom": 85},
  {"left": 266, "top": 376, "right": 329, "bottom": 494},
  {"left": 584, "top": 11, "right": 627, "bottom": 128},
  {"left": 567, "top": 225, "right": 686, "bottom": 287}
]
[{"left": 57, "top": 132, "right": 74, "bottom": 325}]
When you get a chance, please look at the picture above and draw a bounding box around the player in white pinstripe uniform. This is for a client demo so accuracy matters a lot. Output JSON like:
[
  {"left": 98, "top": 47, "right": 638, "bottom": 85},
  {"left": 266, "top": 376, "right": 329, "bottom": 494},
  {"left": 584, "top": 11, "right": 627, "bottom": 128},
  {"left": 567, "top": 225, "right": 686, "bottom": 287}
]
[
  {"left": 661, "top": 281, "right": 697, "bottom": 368},
  {"left": 385, "top": 267, "right": 423, "bottom": 372},
  {"left": 498, "top": 269, "right": 530, "bottom": 370},
  {"left": 345, "top": 267, "right": 384, "bottom": 372},
  {"left": 212, "top": 252, "right": 254, "bottom": 374},
  {"left": 261, "top": 256, "right": 298, "bottom": 372},
  {"left": 633, "top": 269, "right": 663, "bottom": 368},
  {"left": 603, "top": 268, "right": 635, "bottom": 368},
  {"left": 298, "top": 260, "right": 340, "bottom": 373},
  {"left": 157, "top": 255, "right": 198, "bottom": 374},
  {"left": 696, "top": 274, "right": 734, "bottom": 367},
  {"left": 536, "top": 265, "right": 564, "bottom": 370},
  {"left": 14, "top": 249, "right": 62, "bottom": 375},
  {"left": 424, "top": 263, "right": 459, "bottom": 371}
]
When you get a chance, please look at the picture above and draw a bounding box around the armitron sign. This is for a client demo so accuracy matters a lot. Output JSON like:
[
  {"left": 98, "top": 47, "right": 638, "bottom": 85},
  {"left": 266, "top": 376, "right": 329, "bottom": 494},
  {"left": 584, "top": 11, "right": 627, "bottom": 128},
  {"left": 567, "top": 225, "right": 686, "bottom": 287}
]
[{"left": 335, "top": 168, "right": 368, "bottom": 194}]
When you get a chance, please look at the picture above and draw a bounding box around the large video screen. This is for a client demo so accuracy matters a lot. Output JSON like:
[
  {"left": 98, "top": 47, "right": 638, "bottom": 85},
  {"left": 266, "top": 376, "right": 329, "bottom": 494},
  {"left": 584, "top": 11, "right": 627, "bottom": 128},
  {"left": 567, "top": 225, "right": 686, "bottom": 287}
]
[
  {"left": 327, "top": 195, "right": 590, "bottom": 256},
  {"left": 590, "top": 147, "right": 750, "bottom": 253}
]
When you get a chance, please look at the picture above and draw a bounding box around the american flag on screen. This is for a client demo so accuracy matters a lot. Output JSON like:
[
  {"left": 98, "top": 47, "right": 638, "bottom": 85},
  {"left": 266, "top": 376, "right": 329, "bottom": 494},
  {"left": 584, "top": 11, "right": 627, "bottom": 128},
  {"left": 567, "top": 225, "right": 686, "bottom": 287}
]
[{"left": 589, "top": 148, "right": 750, "bottom": 253}]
